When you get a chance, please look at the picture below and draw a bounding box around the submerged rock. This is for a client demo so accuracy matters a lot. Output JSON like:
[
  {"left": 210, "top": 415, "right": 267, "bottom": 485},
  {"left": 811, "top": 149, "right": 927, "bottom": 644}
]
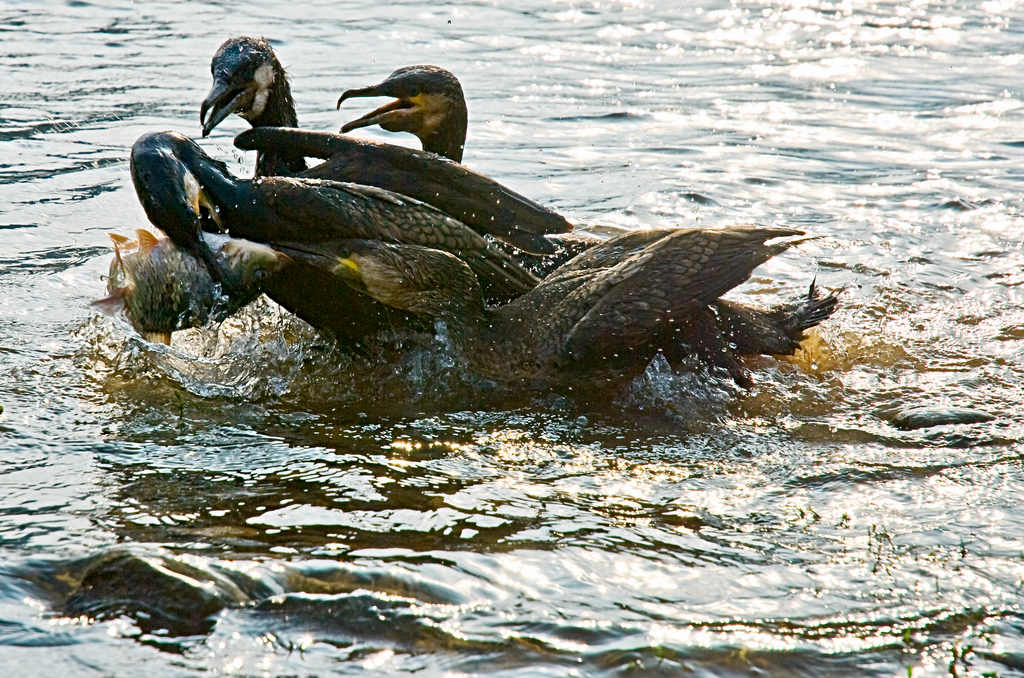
[
  {"left": 891, "top": 407, "right": 994, "bottom": 431},
  {"left": 62, "top": 550, "right": 244, "bottom": 635}
]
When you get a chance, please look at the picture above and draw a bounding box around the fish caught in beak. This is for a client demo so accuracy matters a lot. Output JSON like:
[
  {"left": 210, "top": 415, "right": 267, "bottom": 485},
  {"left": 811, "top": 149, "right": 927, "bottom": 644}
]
[
  {"left": 130, "top": 131, "right": 246, "bottom": 294},
  {"left": 92, "top": 228, "right": 289, "bottom": 344}
]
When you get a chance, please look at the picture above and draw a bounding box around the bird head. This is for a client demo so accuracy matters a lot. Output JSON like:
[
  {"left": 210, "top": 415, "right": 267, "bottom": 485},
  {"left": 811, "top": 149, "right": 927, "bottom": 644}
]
[
  {"left": 200, "top": 36, "right": 280, "bottom": 136},
  {"left": 332, "top": 240, "right": 482, "bottom": 321},
  {"left": 337, "top": 65, "right": 467, "bottom": 160},
  {"left": 129, "top": 131, "right": 231, "bottom": 283}
]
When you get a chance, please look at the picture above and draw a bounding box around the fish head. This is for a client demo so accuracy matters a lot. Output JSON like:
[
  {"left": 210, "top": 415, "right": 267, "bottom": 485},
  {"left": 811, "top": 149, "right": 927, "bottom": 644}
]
[
  {"left": 205, "top": 233, "right": 290, "bottom": 289},
  {"left": 93, "top": 228, "right": 216, "bottom": 342}
]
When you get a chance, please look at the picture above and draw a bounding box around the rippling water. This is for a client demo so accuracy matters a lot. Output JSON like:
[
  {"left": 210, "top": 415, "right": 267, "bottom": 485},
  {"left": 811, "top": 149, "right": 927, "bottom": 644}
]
[{"left": 2, "top": 1, "right": 1024, "bottom": 675}]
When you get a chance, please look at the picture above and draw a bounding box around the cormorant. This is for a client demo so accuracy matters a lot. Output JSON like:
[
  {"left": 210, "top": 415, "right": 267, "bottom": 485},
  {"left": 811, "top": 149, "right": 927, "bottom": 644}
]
[
  {"left": 129, "top": 131, "right": 542, "bottom": 341},
  {"left": 324, "top": 228, "right": 839, "bottom": 388},
  {"left": 190, "top": 44, "right": 836, "bottom": 376},
  {"left": 128, "top": 133, "right": 839, "bottom": 380},
  {"left": 335, "top": 64, "right": 600, "bottom": 271},
  {"left": 198, "top": 38, "right": 571, "bottom": 255}
]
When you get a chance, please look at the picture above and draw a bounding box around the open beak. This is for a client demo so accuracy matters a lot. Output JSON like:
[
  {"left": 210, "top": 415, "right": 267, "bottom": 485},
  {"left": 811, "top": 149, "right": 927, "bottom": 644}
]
[
  {"left": 200, "top": 78, "right": 248, "bottom": 137},
  {"left": 337, "top": 82, "right": 417, "bottom": 134},
  {"left": 183, "top": 171, "right": 224, "bottom": 231}
]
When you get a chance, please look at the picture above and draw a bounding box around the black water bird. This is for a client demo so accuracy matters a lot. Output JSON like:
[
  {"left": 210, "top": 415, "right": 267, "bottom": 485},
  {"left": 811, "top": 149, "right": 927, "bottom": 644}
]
[
  {"left": 198, "top": 39, "right": 571, "bottom": 255},
  {"left": 335, "top": 64, "right": 598, "bottom": 270},
  {"left": 130, "top": 131, "right": 543, "bottom": 341},
  {"left": 130, "top": 133, "right": 838, "bottom": 380},
  {"left": 327, "top": 227, "right": 839, "bottom": 388},
  {"left": 191, "top": 45, "right": 829, "bottom": 373}
]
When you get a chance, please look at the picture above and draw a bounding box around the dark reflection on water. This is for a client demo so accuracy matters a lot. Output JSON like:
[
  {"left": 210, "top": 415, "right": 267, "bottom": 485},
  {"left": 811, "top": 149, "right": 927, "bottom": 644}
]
[{"left": 3, "top": 0, "right": 1024, "bottom": 675}]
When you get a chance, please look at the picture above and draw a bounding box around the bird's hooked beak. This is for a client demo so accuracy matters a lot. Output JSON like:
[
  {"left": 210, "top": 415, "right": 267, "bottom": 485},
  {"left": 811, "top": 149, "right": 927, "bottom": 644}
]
[
  {"left": 337, "top": 78, "right": 426, "bottom": 135},
  {"left": 331, "top": 247, "right": 410, "bottom": 310},
  {"left": 329, "top": 241, "right": 470, "bottom": 319},
  {"left": 200, "top": 60, "right": 275, "bottom": 137},
  {"left": 181, "top": 171, "right": 223, "bottom": 232},
  {"left": 129, "top": 132, "right": 228, "bottom": 289},
  {"left": 200, "top": 78, "right": 250, "bottom": 137},
  {"left": 332, "top": 254, "right": 368, "bottom": 292},
  {"left": 131, "top": 137, "right": 221, "bottom": 239}
]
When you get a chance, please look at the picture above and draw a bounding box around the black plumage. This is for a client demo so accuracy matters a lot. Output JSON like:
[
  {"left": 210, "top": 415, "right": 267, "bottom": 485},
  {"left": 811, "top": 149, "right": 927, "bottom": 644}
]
[
  {"left": 200, "top": 37, "right": 306, "bottom": 176},
  {"left": 198, "top": 38, "right": 571, "bottom": 255},
  {"left": 327, "top": 227, "right": 839, "bottom": 388},
  {"left": 129, "top": 131, "right": 540, "bottom": 341}
]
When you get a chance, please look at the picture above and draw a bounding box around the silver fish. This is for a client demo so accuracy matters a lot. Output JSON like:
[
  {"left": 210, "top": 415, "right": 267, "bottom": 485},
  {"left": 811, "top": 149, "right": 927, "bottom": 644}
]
[{"left": 93, "top": 228, "right": 288, "bottom": 343}]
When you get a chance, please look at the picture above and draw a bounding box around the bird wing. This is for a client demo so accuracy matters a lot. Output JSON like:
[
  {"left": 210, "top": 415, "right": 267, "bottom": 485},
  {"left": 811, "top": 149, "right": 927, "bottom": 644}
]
[
  {"left": 251, "top": 178, "right": 538, "bottom": 300},
  {"left": 545, "top": 229, "right": 678, "bottom": 279},
  {"left": 234, "top": 127, "right": 571, "bottom": 254},
  {"left": 556, "top": 227, "right": 805, "bottom": 362}
]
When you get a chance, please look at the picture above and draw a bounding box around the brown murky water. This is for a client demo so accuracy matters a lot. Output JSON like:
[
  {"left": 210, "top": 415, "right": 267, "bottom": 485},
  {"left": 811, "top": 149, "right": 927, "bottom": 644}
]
[{"left": 2, "top": 1, "right": 1023, "bottom": 675}]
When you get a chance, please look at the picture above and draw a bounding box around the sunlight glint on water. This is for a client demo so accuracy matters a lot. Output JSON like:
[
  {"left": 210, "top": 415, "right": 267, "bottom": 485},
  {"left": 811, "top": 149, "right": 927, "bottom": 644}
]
[{"left": 0, "top": 1, "right": 1023, "bottom": 676}]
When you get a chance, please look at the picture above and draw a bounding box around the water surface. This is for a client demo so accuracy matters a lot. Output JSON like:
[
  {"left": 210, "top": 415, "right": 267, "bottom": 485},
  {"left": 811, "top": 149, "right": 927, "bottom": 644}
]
[{"left": 2, "top": 1, "right": 1023, "bottom": 675}]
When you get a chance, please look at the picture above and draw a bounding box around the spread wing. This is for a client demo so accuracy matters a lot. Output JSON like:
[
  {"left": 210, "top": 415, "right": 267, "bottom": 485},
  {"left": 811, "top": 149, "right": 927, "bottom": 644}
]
[{"left": 554, "top": 227, "right": 805, "bottom": 362}]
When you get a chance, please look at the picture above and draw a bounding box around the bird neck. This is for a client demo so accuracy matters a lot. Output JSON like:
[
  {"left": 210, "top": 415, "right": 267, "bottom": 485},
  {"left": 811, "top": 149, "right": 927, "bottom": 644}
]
[
  {"left": 249, "top": 59, "right": 298, "bottom": 128},
  {"left": 249, "top": 60, "right": 306, "bottom": 176},
  {"left": 181, "top": 147, "right": 242, "bottom": 226},
  {"left": 421, "top": 100, "right": 467, "bottom": 162},
  {"left": 255, "top": 147, "right": 307, "bottom": 177}
]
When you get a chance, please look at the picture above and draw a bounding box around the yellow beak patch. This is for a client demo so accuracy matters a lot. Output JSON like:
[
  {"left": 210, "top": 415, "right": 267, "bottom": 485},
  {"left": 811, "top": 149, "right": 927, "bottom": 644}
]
[{"left": 334, "top": 256, "right": 361, "bottom": 277}]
